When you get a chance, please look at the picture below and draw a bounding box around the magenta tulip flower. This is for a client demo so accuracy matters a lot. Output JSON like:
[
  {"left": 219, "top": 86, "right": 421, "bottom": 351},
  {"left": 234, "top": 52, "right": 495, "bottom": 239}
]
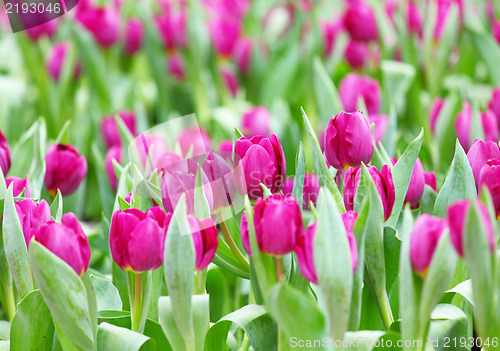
[
  {"left": 201, "top": 151, "right": 233, "bottom": 211},
  {"left": 34, "top": 213, "right": 91, "bottom": 275},
  {"left": 479, "top": 159, "right": 500, "bottom": 218},
  {"left": 6, "top": 176, "right": 31, "bottom": 198},
  {"left": 188, "top": 216, "right": 219, "bottom": 270},
  {"left": 409, "top": 214, "right": 448, "bottom": 276},
  {"left": 0, "top": 130, "right": 11, "bottom": 175},
  {"left": 488, "top": 88, "right": 500, "bottom": 126},
  {"left": 295, "top": 211, "right": 359, "bottom": 284},
  {"left": 281, "top": 173, "right": 321, "bottom": 210},
  {"left": 344, "top": 165, "right": 395, "bottom": 221},
  {"left": 233, "top": 37, "right": 252, "bottom": 74},
  {"left": 76, "top": 6, "right": 119, "bottom": 48},
  {"left": 242, "top": 106, "right": 271, "bottom": 138},
  {"left": 339, "top": 73, "right": 381, "bottom": 115},
  {"left": 324, "top": 111, "right": 374, "bottom": 170},
  {"left": 15, "top": 199, "right": 51, "bottom": 247},
  {"left": 169, "top": 52, "right": 186, "bottom": 81},
  {"left": 447, "top": 199, "right": 495, "bottom": 257},
  {"left": 218, "top": 140, "right": 233, "bottom": 154},
  {"left": 343, "top": 1, "right": 378, "bottom": 42},
  {"left": 429, "top": 97, "right": 445, "bottom": 134},
  {"left": 104, "top": 146, "right": 123, "bottom": 192},
  {"left": 425, "top": 172, "right": 437, "bottom": 192},
  {"left": 124, "top": 18, "right": 144, "bottom": 56},
  {"left": 25, "top": 20, "right": 57, "bottom": 41},
  {"left": 221, "top": 66, "right": 239, "bottom": 97},
  {"left": 455, "top": 101, "right": 498, "bottom": 151},
  {"left": 110, "top": 207, "right": 171, "bottom": 272},
  {"left": 344, "top": 39, "right": 368, "bottom": 69},
  {"left": 134, "top": 134, "right": 168, "bottom": 168},
  {"left": 44, "top": 144, "right": 88, "bottom": 196},
  {"left": 46, "top": 42, "right": 81, "bottom": 82},
  {"left": 466, "top": 139, "right": 500, "bottom": 186},
  {"left": 234, "top": 134, "right": 286, "bottom": 200},
  {"left": 369, "top": 114, "right": 389, "bottom": 144},
  {"left": 208, "top": 17, "right": 241, "bottom": 57},
  {"left": 321, "top": 20, "right": 342, "bottom": 57},
  {"left": 405, "top": 158, "right": 425, "bottom": 207},
  {"left": 241, "top": 194, "right": 303, "bottom": 257},
  {"left": 406, "top": 1, "right": 423, "bottom": 36},
  {"left": 177, "top": 126, "right": 212, "bottom": 157},
  {"left": 101, "top": 111, "right": 136, "bottom": 148},
  {"left": 155, "top": 12, "right": 187, "bottom": 50}
]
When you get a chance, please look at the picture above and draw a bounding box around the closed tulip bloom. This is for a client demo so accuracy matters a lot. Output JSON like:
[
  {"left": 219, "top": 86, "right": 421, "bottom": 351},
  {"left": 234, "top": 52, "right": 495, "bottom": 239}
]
[
  {"left": 242, "top": 106, "right": 271, "bottom": 138},
  {"left": 104, "top": 146, "right": 123, "bottom": 192},
  {"left": 466, "top": 139, "right": 500, "bottom": 186},
  {"left": 234, "top": 135, "right": 286, "bottom": 200},
  {"left": 102, "top": 111, "right": 136, "bottom": 148},
  {"left": 15, "top": 199, "right": 51, "bottom": 247},
  {"left": 0, "top": 130, "right": 11, "bottom": 175},
  {"left": 233, "top": 37, "right": 252, "bottom": 74},
  {"left": 339, "top": 73, "right": 381, "bottom": 115},
  {"left": 492, "top": 19, "right": 500, "bottom": 44},
  {"left": 321, "top": 20, "right": 342, "bottom": 57},
  {"left": 434, "top": 0, "right": 463, "bottom": 41},
  {"left": 134, "top": 134, "right": 168, "bottom": 168},
  {"left": 295, "top": 211, "right": 359, "bottom": 284},
  {"left": 208, "top": 17, "right": 240, "bottom": 57},
  {"left": 201, "top": 151, "right": 234, "bottom": 210},
  {"left": 344, "top": 1, "right": 378, "bottom": 42},
  {"left": 369, "top": 114, "right": 389, "bottom": 144},
  {"left": 221, "top": 66, "right": 239, "bottom": 97},
  {"left": 218, "top": 139, "right": 233, "bottom": 154},
  {"left": 44, "top": 144, "right": 88, "bottom": 196},
  {"left": 488, "top": 88, "right": 500, "bottom": 125},
  {"left": 34, "top": 213, "right": 91, "bottom": 275},
  {"left": 409, "top": 214, "right": 448, "bottom": 276},
  {"left": 110, "top": 207, "right": 171, "bottom": 272},
  {"left": 405, "top": 158, "right": 425, "bottom": 206},
  {"left": 154, "top": 152, "right": 181, "bottom": 174},
  {"left": 344, "top": 165, "right": 395, "bottom": 221},
  {"left": 479, "top": 159, "right": 500, "bottom": 218},
  {"left": 25, "top": 20, "right": 57, "bottom": 41},
  {"left": 188, "top": 216, "right": 219, "bottom": 270},
  {"left": 281, "top": 173, "right": 321, "bottom": 210},
  {"left": 447, "top": 199, "right": 495, "bottom": 257},
  {"left": 429, "top": 97, "right": 445, "bottom": 134},
  {"left": 425, "top": 172, "right": 437, "bottom": 192},
  {"left": 77, "top": 7, "right": 119, "bottom": 48},
  {"left": 324, "top": 111, "right": 374, "bottom": 170},
  {"left": 6, "top": 176, "right": 31, "bottom": 197},
  {"left": 406, "top": 1, "right": 423, "bottom": 36},
  {"left": 124, "top": 18, "right": 144, "bottom": 56},
  {"left": 455, "top": 101, "right": 499, "bottom": 151},
  {"left": 177, "top": 126, "right": 212, "bottom": 157},
  {"left": 46, "top": 42, "right": 81, "bottom": 82},
  {"left": 155, "top": 12, "right": 187, "bottom": 50},
  {"left": 344, "top": 39, "right": 368, "bottom": 69},
  {"left": 169, "top": 52, "right": 185, "bottom": 80}
]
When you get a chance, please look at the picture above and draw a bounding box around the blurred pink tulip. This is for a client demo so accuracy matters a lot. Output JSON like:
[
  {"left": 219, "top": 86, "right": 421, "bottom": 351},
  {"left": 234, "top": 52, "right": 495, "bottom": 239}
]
[
  {"left": 104, "top": 146, "right": 123, "bottom": 192},
  {"left": 0, "top": 130, "right": 11, "bottom": 176},
  {"left": 6, "top": 176, "right": 31, "bottom": 198},
  {"left": 101, "top": 111, "right": 136, "bottom": 149},
  {"left": 344, "top": 1, "right": 378, "bottom": 42},
  {"left": 124, "top": 18, "right": 144, "bottom": 56},
  {"left": 77, "top": 6, "right": 120, "bottom": 48},
  {"left": 466, "top": 139, "right": 500, "bottom": 186},
  {"left": 344, "top": 39, "right": 368, "bottom": 69},
  {"left": 15, "top": 199, "right": 51, "bottom": 247},
  {"left": 339, "top": 73, "right": 382, "bottom": 115},
  {"left": 242, "top": 106, "right": 271, "bottom": 138},
  {"left": 479, "top": 159, "right": 500, "bottom": 218}
]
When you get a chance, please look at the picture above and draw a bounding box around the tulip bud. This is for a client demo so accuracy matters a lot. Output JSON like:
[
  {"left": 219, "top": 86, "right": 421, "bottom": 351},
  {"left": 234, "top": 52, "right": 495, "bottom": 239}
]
[
  {"left": 221, "top": 66, "right": 239, "bottom": 97},
  {"left": 339, "top": 73, "right": 381, "bottom": 115},
  {"left": 44, "top": 143, "right": 88, "bottom": 196},
  {"left": 218, "top": 140, "right": 233, "bottom": 154},
  {"left": 344, "top": 1, "right": 378, "bottom": 42},
  {"left": 201, "top": 151, "right": 234, "bottom": 211},
  {"left": 101, "top": 111, "right": 136, "bottom": 149},
  {"left": 409, "top": 214, "right": 448, "bottom": 276},
  {"left": 76, "top": 6, "right": 119, "bottom": 48},
  {"left": 6, "top": 176, "right": 31, "bottom": 197},
  {"left": 154, "top": 152, "right": 181, "bottom": 174},
  {"left": 233, "top": 37, "right": 252, "bottom": 74},
  {"left": 344, "top": 39, "right": 368, "bottom": 69},
  {"left": 208, "top": 17, "right": 240, "bottom": 57},
  {"left": 406, "top": 1, "right": 423, "bottom": 36},
  {"left": 134, "top": 134, "right": 168, "bottom": 169},
  {"left": 104, "top": 146, "right": 123, "bottom": 192},
  {"left": 155, "top": 12, "right": 187, "bottom": 50},
  {"left": 177, "top": 127, "right": 212, "bottom": 158},
  {"left": 124, "top": 18, "right": 144, "bottom": 56},
  {"left": 404, "top": 158, "right": 425, "bottom": 206},
  {"left": 110, "top": 207, "right": 171, "bottom": 272},
  {"left": 447, "top": 199, "right": 495, "bottom": 257},
  {"left": 324, "top": 111, "right": 374, "bottom": 170},
  {"left": 425, "top": 171, "right": 437, "bottom": 192},
  {"left": 492, "top": 19, "right": 500, "bottom": 44},
  {"left": 188, "top": 216, "right": 219, "bottom": 270},
  {"left": 455, "top": 102, "right": 499, "bottom": 152},
  {"left": 321, "top": 21, "right": 342, "bottom": 57},
  {"left": 241, "top": 194, "right": 303, "bottom": 257},
  {"left": 234, "top": 134, "right": 286, "bottom": 200},
  {"left": 25, "top": 20, "right": 57, "bottom": 41},
  {"left": 488, "top": 88, "right": 500, "bottom": 126},
  {"left": 15, "top": 199, "right": 51, "bottom": 247},
  {"left": 344, "top": 165, "right": 395, "bottom": 221},
  {"left": 295, "top": 211, "right": 359, "bottom": 284},
  {"left": 242, "top": 106, "right": 271, "bottom": 138},
  {"left": 369, "top": 114, "right": 389, "bottom": 144},
  {"left": 479, "top": 159, "right": 500, "bottom": 218},
  {"left": 466, "top": 139, "right": 500, "bottom": 187},
  {"left": 46, "top": 42, "right": 81, "bottom": 82},
  {"left": 0, "top": 130, "right": 11, "bottom": 175},
  {"left": 169, "top": 52, "right": 185, "bottom": 80},
  {"left": 429, "top": 97, "right": 445, "bottom": 135},
  {"left": 34, "top": 213, "right": 91, "bottom": 275},
  {"left": 281, "top": 173, "right": 321, "bottom": 210}
]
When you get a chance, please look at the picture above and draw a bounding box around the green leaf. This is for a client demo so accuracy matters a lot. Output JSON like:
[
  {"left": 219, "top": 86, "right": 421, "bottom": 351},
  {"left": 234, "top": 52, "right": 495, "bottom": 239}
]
[
  {"left": 434, "top": 94, "right": 459, "bottom": 166},
  {"left": 97, "top": 322, "right": 153, "bottom": 351},
  {"left": 427, "top": 304, "right": 469, "bottom": 351},
  {"left": 90, "top": 275, "right": 122, "bottom": 311},
  {"left": 194, "top": 165, "right": 211, "bottom": 220},
  {"left": 445, "top": 279, "right": 474, "bottom": 307},
  {"left": 381, "top": 60, "right": 416, "bottom": 112},
  {"left": 50, "top": 189, "right": 63, "bottom": 222},
  {"left": 433, "top": 140, "right": 476, "bottom": 217},
  {"left": 291, "top": 142, "right": 306, "bottom": 210},
  {"left": 343, "top": 331, "right": 402, "bottom": 351},
  {"left": 29, "top": 241, "right": 94, "bottom": 351},
  {"left": 313, "top": 57, "right": 342, "bottom": 124},
  {"left": 2, "top": 185, "right": 33, "bottom": 298},
  {"left": 10, "top": 290, "right": 54, "bottom": 350},
  {"left": 466, "top": 24, "right": 500, "bottom": 86}
]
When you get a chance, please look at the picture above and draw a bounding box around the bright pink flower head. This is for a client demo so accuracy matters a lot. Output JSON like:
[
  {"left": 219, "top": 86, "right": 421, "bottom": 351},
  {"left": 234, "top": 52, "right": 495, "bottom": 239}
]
[
  {"left": 324, "top": 111, "right": 374, "bottom": 170},
  {"left": 321, "top": 20, "right": 342, "bottom": 57},
  {"left": 101, "top": 111, "right": 136, "bottom": 148},
  {"left": 281, "top": 173, "right": 321, "bottom": 210},
  {"left": 447, "top": 199, "right": 495, "bottom": 257},
  {"left": 15, "top": 199, "right": 51, "bottom": 248},
  {"left": 430, "top": 97, "right": 445, "bottom": 134},
  {"left": 344, "top": 1, "right": 378, "bottom": 42},
  {"left": 209, "top": 17, "right": 241, "bottom": 57},
  {"left": 242, "top": 106, "right": 271, "bottom": 138},
  {"left": 406, "top": 1, "right": 423, "bottom": 36},
  {"left": 77, "top": 6, "right": 120, "bottom": 48},
  {"left": 466, "top": 139, "right": 500, "bottom": 187},
  {"left": 44, "top": 144, "right": 88, "bottom": 196},
  {"left": 479, "top": 159, "right": 500, "bottom": 218},
  {"left": 344, "top": 165, "right": 395, "bottom": 221},
  {"left": 34, "top": 213, "right": 91, "bottom": 275},
  {"left": 339, "top": 73, "right": 381, "bottom": 115},
  {"left": 110, "top": 207, "right": 171, "bottom": 272},
  {"left": 492, "top": 19, "right": 500, "bottom": 44},
  {"left": 405, "top": 157, "right": 425, "bottom": 206},
  {"left": 344, "top": 39, "right": 368, "bottom": 69},
  {"left": 169, "top": 52, "right": 185, "bottom": 80},
  {"left": 369, "top": 114, "right": 389, "bottom": 144},
  {"left": 295, "top": 211, "right": 359, "bottom": 284},
  {"left": 455, "top": 102, "right": 499, "bottom": 152},
  {"left": 0, "top": 130, "right": 10, "bottom": 175},
  {"left": 155, "top": 12, "right": 187, "bottom": 50},
  {"left": 134, "top": 134, "right": 168, "bottom": 168},
  {"left": 221, "top": 66, "right": 239, "bottom": 97},
  {"left": 201, "top": 151, "right": 234, "bottom": 210},
  {"left": 233, "top": 37, "right": 252, "bottom": 74},
  {"left": 25, "top": 20, "right": 58, "bottom": 41},
  {"left": 177, "top": 126, "right": 212, "bottom": 157},
  {"left": 124, "top": 18, "right": 144, "bottom": 56},
  {"left": 425, "top": 172, "right": 437, "bottom": 192},
  {"left": 46, "top": 42, "right": 80, "bottom": 82},
  {"left": 219, "top": 139, "right": 233, "bottom": 154},
  {"left": 434, "top": 0, "right": 463, "bottom": 41},
  {"left": 6, "top": 176, "right": 31, "bottom": 198},
  {"left": 409, "top": 214, "right": 448, "bottom": 276},
  {"left": 203, "top": 0, "right": 251, "bottom": 20},
  {"left": 104, "top": 145, "right": 123, "bottom": 192},
  {"left": 188, "top": 216, "right": 219, "bottom": 270},
  {"left": 234, "top": 134, "right": 286, "bottom": 200},
  {"left": 488, "top": 88, "right": 500, "bottom": 126}
]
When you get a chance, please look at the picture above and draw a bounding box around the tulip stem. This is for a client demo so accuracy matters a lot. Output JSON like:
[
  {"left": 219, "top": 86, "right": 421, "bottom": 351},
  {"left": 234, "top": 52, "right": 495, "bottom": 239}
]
[
  {"left": 276, "top": 257, "right": 283, "bottom": 283},
  {"left": 220, "top": 221, "right": 250, "bottom": 270},
  {"left": 131, "top": 272, "right": 143, "bottom": 332},
  {"left": 197, "top": 269, "right": 207, "bottom": 294},
  {"left": 2, "top": 284, "right": 15, "bottom": 322}
]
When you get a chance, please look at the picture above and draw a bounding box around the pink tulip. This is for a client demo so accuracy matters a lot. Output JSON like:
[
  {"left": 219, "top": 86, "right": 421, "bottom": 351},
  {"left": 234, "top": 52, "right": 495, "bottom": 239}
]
[
  {"left": 15, "top": 199, "right": 51, "bottom": 247},
  {"left": 77, "top": 6, "right": 120, "bottom": 48},
  {"left": 344, "top": 39, "right": 368, "bottom": 69},
  {"left": 101, "top": 111, "right": 136, "bottom": 149},
  {"left": 44, "top": 144, "right": 87, "bottom": 196},
  {"left": 218, "top": 140, "right": 233, "bottom": 154},
  {"left": 321, "top": 21, "right": 342, "bottom": 57},
  {"left": 188, "top": 215, "right": 219, "bottom": 270},
  {"left": 104, "top": 146, "right": 123, "bottom": 192},
  {"left": 25, "top": 20, "right": 58, "bottom": 41},
  {"left": 405, "top": 158, "right": 425, "bottom": 206},
  {"left": 429, "top": 97, "right": 445, "bottom": 134},
  {"left": 281, "top": 173, "right": 321, "bottom": 210},
  {"left": 201, "top": 151, "right": 234, "bottom": 210},
  {"left": 221, "top": 66, "right": 239, "bottom": 97},
  {"left": 134, "top": 134, "right": 168, "bottom": 168},
  {"left": 488, "top": 88, "right": 500, "bottom": 126},
  {"left": 124, "top": 18, "right": 144, "bottom": 56},
  {"left": 492, "top": 19, "right": 500, "bottom": 44},
  {"left": 479, "top": 159, "right": 500, "bottom": 218},
  {"left": 208, "top": 17, "right": 240, "bottom": 57},
  {"left": 242, "top": 106, "right": 271, "bottom": 138},
  {"left": 339, "top": 73, "right": 382, "bottom": 115},
  {"left": 233, "top": 37, "right": 252, "bottom": 74},
  {"left": 344, "top": 1, "right": 378, "bottom": 42},
  {"left": 6, "top": 176, "right": 31, "bottom": 198},
  {"left": 46, "top": 42, "right": 81, "bottom": 82},
  {"left": 202, "top": 0, "right": 251, "bottom": 20},
  {"left": 169, "top": 52, "right": 186, "bottom": 80},
  {"left": 455, "top": 101, "right": 498, "bottom": 151},
  {"left": 369, "top": 114, "right": 389, "bottom": 144},
  {"left": 177, "top": 126, "right": 212, "bottom": 158},
  {"left": 155, "top": 12, "right": 187, "bottom": 50},
  {"left": 466, "top": 139, "right": 500, "bottom": 187},
  {"left": 425, "top": 172, "right": 437, "bottom": 192},
  {"left": 406, "top": 1, "right": 423, "bottom": 36},
  {"left": 0, "top": 130, "right": 10, "bottom": 175}
]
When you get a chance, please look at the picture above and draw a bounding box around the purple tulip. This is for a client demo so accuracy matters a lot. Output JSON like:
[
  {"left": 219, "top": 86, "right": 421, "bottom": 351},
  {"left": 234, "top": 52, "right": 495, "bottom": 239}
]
[
  {"left": 406, "top": 1, "right": 423, "bottom": 36},
  {"left": 479, "top": 159, "right": 500, "bottom": 218},
  {"left": 344, "top": 39, "right": 368, "bottom": 69},
  {"left": 369, "top": 114, "right": 389, "bottom": 144},
  {"left": 104, "top": 146, "right": 123, "bottom": 192},
  {"left": 466, "top": 139, "right": 500, "bottom": 187},
  {"left": 200, "top": 151, "right": 235, "bottom": 211},
  {"left": 447, "top": 199, "right": 495, "bottom": 257},
  {"left": 344, "top": 165, "right": 395, "bottom": 221},
  {"left": 488, "top": 88, "right": 500, "bottom": 127},
  {"left": 44, "top": 144, "right": 88, "bottom": 196},
  {"left": 233, "top": 37, "right": 252, "bottom": 74},
  {"left": 6, "top": 176, "right": 31, "bottom": 198},
  {"left": 76, "top": 6, "right": 120, "bottom": 48},
  {"left": 208, "top": 17, "right": 240, "bottom": 57},
  {"left": 101, "top": 111, "right": 136, "bottom": 149},
  {"left": 242, "top": 106, "right": 271, "bottom": 138},
  {"left": 241, "top": 194, "right": 303, "bottom": 257},
  {"left": 234, "top": 134, "right": 286, "bottom": 200},
  {"left": 405, "top": 158, "right": 425, "bottom": 207},
  {"left": 188, "top": 216, "right": 219, "bottom": 270},
  {"left": 15, "top": 199, "right": 51, "bottom": 248},
  {"left": 281, "top": 173, "right": 321, "bottom": 210},
  {"left": 455, "top": 102, "right": 499, "bottom": 151},
  {"left": 34, "top": 213, "right": 91, "bottom": 275},
  {"left": 409, "top": 214, "right": 448, "bottom": 276},
  {"left": 110, "top": 207, "right": 171, "bottom": 272},
  {"left": 124, "top": 18, "right": 144, "bottom": 56},
  {"left": 321, "top": 20, "right": 342, "bottom": 57},
  {"left": 295, "top": 211, "right": 359, "bottom": 284},
  {"left": 430, "top": 97, "right": 445, "bottom": 134},
  {"left": 425, "top": 171, "right": 437, "bottom": 192},
  {"left": 0, "top": 130, "right": 11, "bottom": 175},
  {"left": 344, "top": 1, "right": 378, "bottom": 42},
  {"left": 155, "top": 12, "right": 187, "bottom": 50},
  {"left": 324, "top": 111, "right": 374, "bottom": 170},
  {"left": 339, "top": 73, "right": 381, "bottom": 115},
  {"left": 202, "top": 0, "right": 251, "bottom": 20},
  {"left": 46, "top": 42, "right": 81, "bottom": 82},
  {"left": 177, "top": 126, "right": 212, "bottom": 158}
]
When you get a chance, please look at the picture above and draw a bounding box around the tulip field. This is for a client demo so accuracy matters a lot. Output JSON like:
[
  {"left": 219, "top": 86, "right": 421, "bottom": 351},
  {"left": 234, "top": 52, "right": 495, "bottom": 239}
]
[{"left": 1, "top": 0, "right": 500, "bottom": 350}]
